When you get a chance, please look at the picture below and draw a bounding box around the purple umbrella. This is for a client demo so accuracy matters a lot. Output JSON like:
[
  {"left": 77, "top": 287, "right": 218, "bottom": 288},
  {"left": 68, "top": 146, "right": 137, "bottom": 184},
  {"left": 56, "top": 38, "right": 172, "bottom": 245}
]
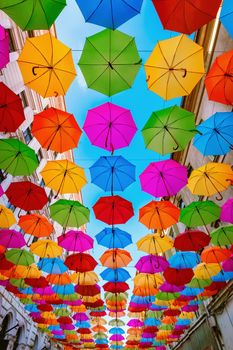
[
  {"left": 58, "top": 230, "right": 94, "bottom": 252},
  {"left": 0, "top": 229, "right": 26, "bottom": 248},
  {"left": 52, "top": 330, "right": 64, "bottom": 335},
  {"left": 142, "top": 332, "right": 155, "bottom": 338},
  {"left": 72, "top": 313, "right": 89, "bottom": 321},
  {"left": 110, "top": 334, "right": 124, "bottom": 341},
  {"left": 127, "top": 319, "right": 144, "bottom": 327},
  {"left": 0, "top": 26, "right": 9, "bottom": 69},
  {"left": 29, "top": 312, "right": 41, "bottom": 318},
  {"left": 160, "top": 282, "right": 184, "bottom": 293},
  {"left": 83, "top": 102, "right": 137, "bottom": 153},
  {"left": 221, "top": 198, "right": 233, "bottom": 223},
  {"left": 135, "top": 255, "right": 169, "bottom": 273},
  {"left": 60, "top": 323, "right": 75, "bottom": 330},
  {"left": 222, "top": 256, "right": 233, "bottom": 272},
  {"left": 139, "top": 159, "right": 187, "bottom": 197},
  {"left": 64, "top": 299, "right": 82, "bottom": 306},
  {"left": 33, "top": 286, "right": 54, "bottom": 295},
  {"left": 182, "top": 305, "right": 198, "bottom": 312}
]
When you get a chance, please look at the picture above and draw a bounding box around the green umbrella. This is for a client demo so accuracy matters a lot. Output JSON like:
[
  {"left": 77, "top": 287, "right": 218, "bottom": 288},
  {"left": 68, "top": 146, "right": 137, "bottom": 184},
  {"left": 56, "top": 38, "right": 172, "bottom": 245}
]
[
  {"left": 159, "top": 324, "right": 173, "bottom": 330},
  {"left": 142, "top": 105, "right": 197, "bottom": 155},
  {"left": 54, "top": 308, "right": 71, "bottom": 316},
  {"left": 211, "top": 225, "right": 233, "bottom": 246},
  {"left": 180, "top": 200, "right": 221, "bottom": 232},
  {"left": 10, "top": 278, "right": 29, "bottom": 289},
  {"left": 78, "top": 29, "right": 141, "bottom": 96},
  {"left": 94, "top": 333, "right": 108, "bottom": 339},
  {"left": 109, "top": 319, "right": 125, "bottom": 326},
  {"left": 63, "top": 330, "right": 77, "bottom": 335},
  {"left": 187, "top": 278, "right": 212, "bottom": 288},
  {"left": 156, "top": 292, "right": 180, "bottom": 301},
  {"left": 50, "top": 199, "right": 90, "bottom": 228},
  {"left": 0, "top": 138, "right": 38, "bottom": 176},
  {"left": 0, "top": 0, "right": 66, "bottom": 30},
  {"left": 57, "top": 293, "right": 80, "bottom": 301},
  {"left": 20, "top": 298, "right": 34, "bottom": 304},
  {"left": 5, "top": 249, "right": 34, "bottom": 266},
  {"left": 145, "top": 310, "right": 162, "bottom": 319}
]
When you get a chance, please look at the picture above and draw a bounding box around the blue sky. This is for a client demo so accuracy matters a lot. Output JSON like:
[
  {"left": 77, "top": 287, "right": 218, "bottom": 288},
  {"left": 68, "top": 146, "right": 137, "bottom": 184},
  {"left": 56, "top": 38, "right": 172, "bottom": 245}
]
[{"left": 56, "top": 0, "right": 180, "bottom": 296}]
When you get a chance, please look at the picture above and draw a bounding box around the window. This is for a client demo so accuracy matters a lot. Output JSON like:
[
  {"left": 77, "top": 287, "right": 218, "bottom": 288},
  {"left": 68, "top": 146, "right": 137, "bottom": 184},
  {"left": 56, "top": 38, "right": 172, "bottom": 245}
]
[
  {"left": 27, "top": 30, "right": 34, "bottom": 38},
  {"left": 23, "top": 127, "right": 32, "bottom": 144},
  {"left": 6, "top": 202, "right": 15, "bottom": 212},
  {"left": 187, "top": 163, "right": 193, "bottom": 177},
  {"left": 6, "top": 29, "right": 17, "bottom": 52},
  {"left": 40, "top": 178, "right": 45, "bottom": 187},
  {"left": 0, "top": 170, "right": 6, "bottom": 183},
  {"left": 37, "top": 149, "right": 43, "bottom": 162},
  {"left": 19, "top": 91, "right": 28, "bottom": 108}
]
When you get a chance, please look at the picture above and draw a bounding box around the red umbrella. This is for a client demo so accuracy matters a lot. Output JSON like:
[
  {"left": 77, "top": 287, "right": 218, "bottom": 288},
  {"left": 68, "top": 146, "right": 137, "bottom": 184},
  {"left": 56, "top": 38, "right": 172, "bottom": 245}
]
[
  {"left": 64, "top": 253, "right": 97, "bottom": 272},
  {"left": 0, "top": 82, "right": 25, "bottom": 132},
  {"left": 37, "top": 304, "right": 53, "bottom": 312},
  {"left": 83, "top": 300, "right": 104, "bottom": 308},
  {"left": 75, "top": 284, "right": 100, "bottom": 296},
  {"left": 174, "top": 230, "right": 210, "bottom": 251},
  {"left": 93, "top": 195, "right": 134, "bottom": 225},
  {"left": 77, "top": 328, "right": 91, "bottom": 334},
  {"left": 0, "top": 253, "right": 14, "bottom": 270},
  {"left": 152, "top": 0, "right": 221, "bottom": 34},
  {"left": 103, "top": 282, "right": 129, "bottom": 293},
  {"left": 164, "top": 309, "right": 181, "bottom": 317},
  {"left": 5, "top": 181, "right": 48, "bottom": 211},
  {"left": 164, "top": 267, "right": 194, "bottom": 286},
  {"left": 25, "top": 277, "right": 49, "bottom": 288},
  {"left": 89, "top": 311, "right": 106, "bottom": 317},
  {"left": 57, "top": 317, "right": 73, "bottom": 324}
]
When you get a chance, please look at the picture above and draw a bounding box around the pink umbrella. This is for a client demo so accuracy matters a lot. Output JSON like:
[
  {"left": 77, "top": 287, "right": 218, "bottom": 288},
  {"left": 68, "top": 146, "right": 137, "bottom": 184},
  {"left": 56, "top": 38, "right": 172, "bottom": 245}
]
[
  {"left": 127, "top": 319, "right": 144, "bottom": 327},
  {"left": 160, "top": 282, "right": 184, "bottom": 293},
  {"left": 182, "top": 305, "right": 198, "bottom": 312},
  {"left": 0, "top": 229, "right": 26, "bottom": 248},
  {"left": 72, "top": 313, "right": 89, "bottom": 321},
  {"left": 52, "top": 330, "right": 64, "bottom": 335},
  {"left": 110, "top": 334, "right": 124, "bottom": 341},
  {"left": 139, "top": 159, "right": 187, "bottom": 197},
  {"left": 33, "top": 286, "right": 54, "bottom": 295},
  {"left": 135, "top": 255, "right": 169, "bottom": 273},
  {"left": 60, "top": 323, "right": 75, "bottom": 330},
  {"left": 64, "top": 299, "right": 82, "bottom": 306},
  {"left": 221, "top": 198, "right": 233, "bottom": 224},
  {"left": 58, "top": 230, "right": 94, "bottom": 252},
  {"left": 222, "top": 257, "right": 233, "bottom": 272},
  {"left": 83, "top": 102, "right": 137, "bottom": 153},
  {"left": 0, "top": 26, "right": 9, "bottom": 69}
]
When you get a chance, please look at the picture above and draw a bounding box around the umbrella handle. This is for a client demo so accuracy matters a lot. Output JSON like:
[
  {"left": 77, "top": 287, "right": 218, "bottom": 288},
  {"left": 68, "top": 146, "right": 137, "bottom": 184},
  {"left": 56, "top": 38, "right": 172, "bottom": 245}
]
[
  {"left": 146, "top": 75, "right": 150, "bottom": 82},
  {"left": 215, "top": 192, "right": 223, "bottom": 201}
]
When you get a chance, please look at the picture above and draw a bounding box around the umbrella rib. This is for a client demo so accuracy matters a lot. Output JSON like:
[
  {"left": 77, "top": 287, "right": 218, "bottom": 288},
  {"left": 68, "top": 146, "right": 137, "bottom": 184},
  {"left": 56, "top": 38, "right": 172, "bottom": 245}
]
[
  {"left": 88, "top": 66, "right": 110, "bottom": 89},
  {"left": 86, "top": 38, "right": 109, "bottom": 63},
  {"left": 26, "top": 39, "right": 50, "bottom": 66},
  {"left": 111, "top": 38, "right": 136, "bottom": 64},
  {"left": 173, "top": 47, "right": 204, "bottom": 69}
]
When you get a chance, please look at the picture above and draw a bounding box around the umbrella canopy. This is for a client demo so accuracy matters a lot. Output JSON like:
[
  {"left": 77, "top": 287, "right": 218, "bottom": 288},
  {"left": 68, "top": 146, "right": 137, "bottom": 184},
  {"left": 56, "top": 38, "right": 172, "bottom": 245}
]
[
  {"left": 137, "top": 233, "right": 173, "bottom": 255},
  {"left": 83, "top": 102, "right": 137, "bottom": 152},
  {"left": 18, "top": 33, "right": 76, "bottom": 97},
  {"left": 76, "top": 0, "right": 143, "bottom": 29},
  {"left": 169, "top": 252, "right": 200, "bottom": 269},
  {"left": 0, "top": 138, "right": 38, "bottom": 176},
  {"left": 32, "top": 107, "right": 82, "bottom": 152},
  {"left": 0, "top": 25, "right": 9, "bottom": 69},
  {"left": 139, "top": 200, "right": 180, "bottom": 230},
  {"left": 5, "top": 181, "right": 48, "bottom": 211},
  {"left": 46, "top": 273, "right": 71, "bottom": 285},
  {"left": 5, "top": 249, "right": 34, "bottom": 266},
  {"left": 18, "top": 214, "right": 53, "bottom": 238},
  {"left": 90, "top": 156, "right": 136, "bottom": 192},
  {"left": 0, "top": 229, "right": 26, "bottom": 248},
  {"left": 201, "top": 247, "right": 231, "bottom": 264},
  {"left": 221, "top": 198, "right": 233, "bottom": 224},
  {"left": 211, "top": 226, "right": 233, "bottom": 246},
  {"left": 174, "top": 230, "right": 210, "bottom": 251},
  {"left": 152, "top": 0, "right": 221, "bottom": 34},
  {"left": 70, "top": 271, "right": 98, "bottom": 285},
  {"left": 50, "top": 199, "right": 90, "bottom": 228},
  {"left": 0, "top": 205, "right": 16, "bottom": 228},
  {"left": 30, "top": 240, "right": 62, "bottom": 258},
  {"left": 41, "top": 160, "right": 87, "bottom": 195},
  {"left": 38, "top": 258, "right": 68, "bottom": 274},
  {"left": 144, "top": 34, "right": 205, "bottom": 100},
  {"left": 103, "top": 282, "right": 129, "bottom": 293},
  {"left": 93, "top": 195, "right": 134, "bottom": 225},
  {"left": 0, "top": 83, "right": 25, "bottom": 132},
  {"left": 0, "top": 0, "right": 66, "bottom": 30},
  {"left": 164, "top": 267, "right": 194, "bottom": 286},
  {"left": 194, "top": 263, "right": 221, "bottom": 280},
  {"left": 220, "top": 0, "right": 233, "bottom": 39},
  {"left": 100, "top": 249, "right": 132, "bottom": 268},
  {"left": 205, "top": 50, "right": 233, "bottom": 105},
  {"left": 100, "top": 268, "right": 131, "bottom": 282},
  {"left": 194, "top": 112, "right": 233, "bottom": 156},
  {"left": 140, "top": 160, "right": 187, "bottom": 197},
  {"left": 96, "top": 227, "right": 132, "bottom": 249},
  {"left": 135, "top": 255, "right": 169, "bottom": 273},
  {"left": 142, "top": 105, "right": 196, "bottom": 155},
  {"left": 58, "top": 230, "right": 93, "bottom": 252},
  {"left": 188, "top": 163, "right": 233, "bottom": 200},
  {"left": 64, "top": 253, "right": 97, "bottom": 272},
  {"left": 78, "top": 29, "right": 141, "bottom": 96}
]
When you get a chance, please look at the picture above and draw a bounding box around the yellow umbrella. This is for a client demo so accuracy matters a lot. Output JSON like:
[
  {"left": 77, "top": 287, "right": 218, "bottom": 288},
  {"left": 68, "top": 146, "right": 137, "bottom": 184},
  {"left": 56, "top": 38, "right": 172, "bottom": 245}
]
[
  {"left": 188, "top": 162, "right": 233, "bottom": 201},
  {"left": 30, "top": 240, "right": 62, "bottom": 258},
  {"left": 17, "top": 33, "right": 76, "bottom": 98},
  {"left": 70, "top": 271, "right": 99, "bottom": 285},
  {"left": 90, "top": 318, "right": 107, "bottom": 326},
  {"left": 0, "top": 205, "right": 16, "bottom": 228},
  {"left": 144, "top": 34, "right": 205, "bottom": 100},
  {"left": 194, "top": 262, "right": 221, "bottom": 280},
  {"left": 41, "top": 160, "right": 87, "bottom": 195},
  {"left": 154, "top": 299, "right": 171, "bottom": 307},
  {"left": 179, "top": 312, "right": 195, "bottom": 319},
  {"left": 137, "top": 233, "right": 173, "bottom": 254},
  {"left": 134, "top": 273, "right": 163, "bottom": 288},
  {"left": 12, "top": 264, "right": 42, "bottom": 279},
  {"left": 41, "top": 312, "right": 57, "bottom": 319}
]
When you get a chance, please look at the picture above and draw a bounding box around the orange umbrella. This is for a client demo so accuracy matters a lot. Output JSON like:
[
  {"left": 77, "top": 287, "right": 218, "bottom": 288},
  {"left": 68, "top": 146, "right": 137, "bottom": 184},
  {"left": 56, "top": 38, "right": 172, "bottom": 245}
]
[
  {"left": 46, "top": 273, "right": 71, "bottom": 285},
  {"left": 133, "top": 285, "right": 158, "bottom": 297},
  {"left": 18, "top": 214, "right": 53, "bottom": 237},
  {"left": 92, "top": 326, "right": 107, "bottom": 333},
  {"left": 162, "top": 316, "right": 177, "bottom": 324},
  {"left": 201, "top": 247, "right": 231, "bottom": 264},
  {"left": 139, "top": 200, "right": 180, "bottom": 230},
  {"left": 100, "top": 249, "right": 132, "bottom": 268}
]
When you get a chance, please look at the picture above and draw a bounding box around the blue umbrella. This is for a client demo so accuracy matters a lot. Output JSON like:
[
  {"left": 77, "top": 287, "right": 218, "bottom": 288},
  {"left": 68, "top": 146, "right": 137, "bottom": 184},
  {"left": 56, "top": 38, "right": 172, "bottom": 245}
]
[
  {"left": 96, "top": 227, "right": 132, "bottom": 249},
  {"left": 19, "top": 287, "right": 33, "bottom": 294},
  {"left": 176, "top": 319, "right": 191, "bottom": 326},
  {"left": 37, "top": 258, "right": 68, "bottom": 274},
  {"left": 194, "top": 112, "right": 233, "bottom": 155},
  {"left": 100, "top": 268, "right": 131, "bottom": 282},
  {"left": 144, "top": 318, "right": 161, "bottom": 326},
  {"left": 52, "top": 284, "right": 75, "bottom": 295},
  {"left": 220, "top": 0, "right": 233, "bottom": 39},
  {"left": 90, "top": 156, "right": 136, "bottom": 193},
  {"left": 169, "top": 252, "right": 200, "bottom": 269},
  {"left": 48, "top": 325, "right": 61, "bottom": 330},
  {"left": 212, "top": 270, "right": 233, "bottom": 282},
  {"left": 110, "top": 346, "right": 123, "bottom": 350},
  {"left": 75, "top": 0, "right": 143, "bottom": 29},
  {"left": 24, "top": 304, "right": 38, "bottom": 312},
  {"left": 95, "top": 339, "right": 108, "bottom": 344},
  {"left": 180, "top": 287, "right": 204, "bottom": 296},
  {"left": 74, "top": 321, "right": 90, "bottom": 328},
  {"left": 109, "top": 328, "right": 125, "bottom": 334},
  {"left": 131, "top": 295, "right": 155, "bottom": 304}
]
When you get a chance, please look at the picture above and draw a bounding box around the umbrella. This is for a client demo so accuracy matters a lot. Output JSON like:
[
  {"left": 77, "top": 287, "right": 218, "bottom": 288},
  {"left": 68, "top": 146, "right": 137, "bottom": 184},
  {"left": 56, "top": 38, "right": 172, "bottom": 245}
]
[
  {"left": 211, "top": 226, "right": 233, "bottom": 246},
  {"left": 32, "top": 107, "right": 82, "bottom": 153},
  {"left": 46, "top": 273, "right": 71, "bottom": 285},
  {"left": 83, "top": 102, "right": 137, "bottom": 153},
  {"left": 90, "top": 156, "right": 136, "bottom": 193},
  {"left": 0, "top": 229, "right": 26, "bottom": 248},
  {"left": 93, "top": 195, "right": 134, "bottom": 225},
  {"left": 194, "top": 263, "right": 221, "bottom": 280},
  {"left": 38, "top": 258, "right": 68, "bottom": 274},
  {"left": 70, "top": 271, "right": 98, "bottom": 285},
  {"left": 0, "top": 25, "right": 9, "bottom": 69},
  {"left": 135, "top": 255, "right": 169, "bottom": 273},
  {"left": 222, "top": 257, "right": 233, "bottom": 272},
  {"left": 205, "top": 50, "right": 233, "bottom": 105},
  {"left": 25, "top": 277, "right": 48, "bottom": 288},
  {"left": 64, "top": 253, "right": 97, "bottom": 272},
  {"left": 5, "top": 249, "right": 34, "bottom": 266},
  {"left": 100, "top": 268, "right": 131, "bottom": 282},
  {"left": 41, "top": 160, "right": 87, "bottom": 195},
  {"left": 0, "top": 0, "right": 66, "bottom": 30},
  {"left": 75, "top": 284, "right": 100, "bottom": 297},
  {"left": 174, "top": 230, "right": 210, "bottom": 251},
  {"left": 168, "top": 252, "right": 200, "bottom": 269},
  {"left": 142, "top": 105, "right": 196, "bottom": 155},
  {"left": 18, "top": 33, "right": 76, "bottom": 98},
  {"left": 58, "top": 230, "right": 93, "bottom": 252},
  {"left": 76, "top": 0, "right": 143, "bottom": 29},
  {"left": 103, "top": 282, "right": 129, "bottom": 293},
  {"left": 18, "top": 214, "right": 53, "bottom": 238},
  {"left": 0, "top": 83, "right": 25, "bottom": 132},
  {"left": 78, "top": 29, "right": 141, "bottom": 96},
  {"left": 96, "top": 227, "right": 132, "bottom": 249},
  {"left": 0, "top": 205, "right": 16, "bottom": 228},
  {"left": 109, "top": 320, "right": 125, "bottom": 327},
  {"left": 221, "top": 198, "right": 233, "bottom": 224},
  {"left": 139, "top": 160, "right": 187, "bottom": 197},
  {"left": 164, "top": 268, "right": 194, "bottom": 286},
  {"left": 194, "top": 112, "right": 233, "bottom": 156},
  {"left": 50, "top": 199, "right": 90, "bottom": 228},
  {"left": 152, "top": 0, "right": 221, "bottom": 34},
  {"left": 5, "top": 181, "right": 48, "bottom": 211},
  {"left": 100, "top": 249, "right": 132, "bottom": 268},
  {"left": 220, "top": 0, "right": 233, "bottom": 39},
  {"left": 137, "top": 233, "right": 174, "bottom": 254},
  {"left": 156, "top": 292, "right": 180, "bottom": 301},
  {"left": 201, "top": 247, "right": 231, "bottom": 264},
  {"left": 139, "top": 201, "right": 180, "bottom": 230},
  {"left": 187, "top": 163, "right": 233, "bottom": 201},
  {"left": 187, "top": 278, "right": 212, "bottom": 289},
  {"left": 30, "top": 240, "right": 62, "bottom": 258},
  {"left": 144, "top": 34, "right": 205, "bottom": 100},
  {"left": 0, "top": 138, "right": 38, "bottom": 176}
]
